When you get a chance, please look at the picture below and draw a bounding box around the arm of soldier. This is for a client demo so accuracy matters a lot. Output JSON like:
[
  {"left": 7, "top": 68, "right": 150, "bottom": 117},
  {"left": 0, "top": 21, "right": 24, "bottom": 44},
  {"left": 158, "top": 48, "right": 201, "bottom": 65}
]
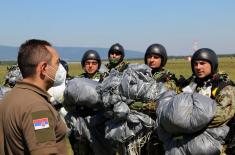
[
  {"left": 21, "top": 104, "right": 59, "bottom": 155},
  {"left": 163, "top": 79, "right": 179, "bottom": 93},
  {"left": 209, "top": 85, "right": 235, "bottom": 127}
]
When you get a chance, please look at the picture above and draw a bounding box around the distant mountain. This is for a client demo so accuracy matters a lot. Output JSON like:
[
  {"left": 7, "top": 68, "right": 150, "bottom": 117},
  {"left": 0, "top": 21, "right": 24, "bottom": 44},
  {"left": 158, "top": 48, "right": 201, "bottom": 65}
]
[{"left": 0, "top": 45, "right": 144, "bottom": 61}]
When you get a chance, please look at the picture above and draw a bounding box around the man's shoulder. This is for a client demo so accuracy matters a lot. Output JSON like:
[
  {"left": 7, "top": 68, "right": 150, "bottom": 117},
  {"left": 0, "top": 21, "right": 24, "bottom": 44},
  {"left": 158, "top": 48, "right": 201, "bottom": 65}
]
[
  {"left": 115, "top": 61, "right": 129, "bottom": 72},
  {"left": 212, "top": 73, "right": 235, "bottom": 96},
  {"left": 3, "top": 86, "right": 50, "bottom": 109},
  {"left": 153, "top": 68, "right": 177, "bottom": 81},
  {"left": 161, "top": 68, "right": 175, "bottom": 76},
  {"left": 219, "top": 85, "right": 235, "bottom": 95}
]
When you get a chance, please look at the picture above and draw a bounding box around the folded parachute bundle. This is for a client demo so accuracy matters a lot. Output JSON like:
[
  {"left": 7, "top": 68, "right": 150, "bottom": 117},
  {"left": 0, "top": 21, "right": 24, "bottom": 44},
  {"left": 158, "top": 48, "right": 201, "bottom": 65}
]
[
  {"left": 63, "top": 77, "right": 101, "bottom": 112},
  {"left": 105, "top": 110, "right": 155, "bottom": 145},
  {"left": 120, "top": 64, "right": 164, "bottom": 102},
  {"left": 95, "top": 64, "right": 164, "bottom": 148},
  {"left": 156, "top": 91, "right": 229, "bottom": 155},
  {"left": 63, "top": 64, "right": 165, "bottom": 153}
]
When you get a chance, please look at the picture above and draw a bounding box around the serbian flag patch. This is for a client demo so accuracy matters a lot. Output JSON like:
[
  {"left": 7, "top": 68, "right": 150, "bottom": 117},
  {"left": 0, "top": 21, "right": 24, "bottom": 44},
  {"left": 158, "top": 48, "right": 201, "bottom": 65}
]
[{"left": 33, "top": 118, "right": 49, "bottom": 130}]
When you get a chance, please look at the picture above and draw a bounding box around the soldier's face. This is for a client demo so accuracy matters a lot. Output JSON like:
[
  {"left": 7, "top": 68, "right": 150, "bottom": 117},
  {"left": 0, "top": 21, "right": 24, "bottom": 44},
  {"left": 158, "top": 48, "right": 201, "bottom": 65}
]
[
  {"left": 109, "top": 52, "right": 122, "bottom": 60},
  {"left": 146, "top": 54, "right": 161, "bottom": 69},
  {"left": 193, "top": 60, "right": 212, "bottom": 78},
  {"left": 83, "top": 60, "right": 99, "bottom": 74}
]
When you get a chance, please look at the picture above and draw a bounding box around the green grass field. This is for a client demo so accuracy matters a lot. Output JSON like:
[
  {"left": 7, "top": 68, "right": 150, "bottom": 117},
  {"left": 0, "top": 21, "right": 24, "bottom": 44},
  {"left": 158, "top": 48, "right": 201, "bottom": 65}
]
[{"left": 0, "top": 57, "right": 235, "bottom": 85}]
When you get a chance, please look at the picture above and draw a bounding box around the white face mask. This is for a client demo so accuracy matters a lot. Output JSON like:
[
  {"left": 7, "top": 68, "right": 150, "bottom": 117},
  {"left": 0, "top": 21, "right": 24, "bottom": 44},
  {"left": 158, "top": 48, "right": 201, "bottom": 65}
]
[{"left": 46, "top": 63, "right": 67, "bottom": 86}]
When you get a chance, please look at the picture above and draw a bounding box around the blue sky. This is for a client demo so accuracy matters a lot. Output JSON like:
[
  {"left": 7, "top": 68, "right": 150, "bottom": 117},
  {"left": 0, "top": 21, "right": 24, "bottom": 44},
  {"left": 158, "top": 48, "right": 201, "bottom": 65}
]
[{"left": 0, "top": 0, "right": 234, "bottom": 55}]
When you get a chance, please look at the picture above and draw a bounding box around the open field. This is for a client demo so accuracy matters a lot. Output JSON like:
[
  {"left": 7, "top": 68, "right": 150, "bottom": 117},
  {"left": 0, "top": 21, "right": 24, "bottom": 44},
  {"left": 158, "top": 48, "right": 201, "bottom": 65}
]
[{"left": 0, "top": 57, "right": 235, "bottom": 85}]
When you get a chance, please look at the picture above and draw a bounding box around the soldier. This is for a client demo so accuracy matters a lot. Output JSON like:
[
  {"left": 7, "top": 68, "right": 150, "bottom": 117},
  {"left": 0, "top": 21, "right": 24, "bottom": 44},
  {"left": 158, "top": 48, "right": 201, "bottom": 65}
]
[
  {"left": 145, "top": 43, "right": 178, "bottom": 154},
  {"left": 145, "top": 43, "right": 178, "bottom": 91},
  {"left": 0, "top": 39, "right": 68, "bottom": 154},
  {"left": 80, "top": 50, "right": 103, "bottom": 82},
  {"left": 105, "top": 43, "right": 129, "bottom": 75},
  {"left": 127, "top": 44, "right": 178, "bottom": 155},
  {"left": 130, "top": 43, "right": 178, "bottom": 120},
  {"left": 71, "top": 50, "right": 103, "bottom": 155},
  {"left": 181, "top": 48, "right": 235, "bottom": 154}
]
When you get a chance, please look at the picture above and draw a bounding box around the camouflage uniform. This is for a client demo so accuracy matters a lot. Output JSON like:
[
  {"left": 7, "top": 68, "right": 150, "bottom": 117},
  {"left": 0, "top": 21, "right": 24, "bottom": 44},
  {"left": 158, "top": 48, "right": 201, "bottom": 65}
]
[
  {"left": 182, "top": 73, "right": 235, "bottom": 154},
  {"left": 79, "top": 71, "right": 103, "bottom": 82},
  {"left": 152, "top": 68, "right": 178, "bottom": 92},
  {"left": 104, "top": 61, "right": 129, "bottom": 78}
]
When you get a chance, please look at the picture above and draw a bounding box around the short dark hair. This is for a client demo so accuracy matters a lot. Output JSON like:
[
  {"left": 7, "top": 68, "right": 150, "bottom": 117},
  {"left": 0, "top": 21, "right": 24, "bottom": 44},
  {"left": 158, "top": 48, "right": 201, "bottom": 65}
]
[{"left": 17, "top": 39, "right": 52, "bottom": 78}]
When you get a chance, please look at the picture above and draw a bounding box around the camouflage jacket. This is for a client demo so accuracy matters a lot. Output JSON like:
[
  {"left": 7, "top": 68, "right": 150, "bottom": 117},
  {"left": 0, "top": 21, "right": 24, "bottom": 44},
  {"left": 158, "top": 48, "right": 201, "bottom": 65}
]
[
  {"left": 182, "top": 73, "right": 235, "bottom": 127},
  {"left": 152, "top": 68, "right": 178, "bottom": 92},
  {"left": 79, "top": 71, "right": 103, "bottom": 82},
  {"left": 104, "top": 61, "right": 129, "bottom": 77}
]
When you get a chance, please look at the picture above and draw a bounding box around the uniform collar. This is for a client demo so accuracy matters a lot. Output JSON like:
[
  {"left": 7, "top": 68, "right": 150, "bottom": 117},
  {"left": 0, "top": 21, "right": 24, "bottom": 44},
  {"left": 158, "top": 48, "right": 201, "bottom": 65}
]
[
  {"left": 15, "top": 81, "right": 51, "bottom": 102},
  {"left": 151, "top": 67, "right": 163, "bottom": 75},
  {"left": 194, "top": 74, "right": 214, "bottom": 87}
]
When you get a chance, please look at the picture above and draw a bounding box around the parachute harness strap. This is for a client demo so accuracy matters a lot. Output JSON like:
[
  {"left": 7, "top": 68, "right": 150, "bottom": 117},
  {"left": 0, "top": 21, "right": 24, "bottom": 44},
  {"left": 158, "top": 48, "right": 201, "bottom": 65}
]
[{"left": 127, "top": 131, "right": 152, "bottom": 155}]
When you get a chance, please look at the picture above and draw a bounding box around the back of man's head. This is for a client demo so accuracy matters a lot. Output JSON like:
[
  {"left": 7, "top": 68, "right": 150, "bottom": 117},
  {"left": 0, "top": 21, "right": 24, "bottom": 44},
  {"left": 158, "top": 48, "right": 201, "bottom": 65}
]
[{"left": 18, "top": 39, "right": 52, "bottom": 78}]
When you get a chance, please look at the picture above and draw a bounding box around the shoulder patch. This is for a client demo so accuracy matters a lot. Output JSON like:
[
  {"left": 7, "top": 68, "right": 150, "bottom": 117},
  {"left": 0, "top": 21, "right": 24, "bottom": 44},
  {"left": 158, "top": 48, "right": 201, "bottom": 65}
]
[
  {"left": 33, "top": 118, "right": 49, "bottom": 130},
  {"left": 32, "top": 111, "right": 55, "bottom": 143}
]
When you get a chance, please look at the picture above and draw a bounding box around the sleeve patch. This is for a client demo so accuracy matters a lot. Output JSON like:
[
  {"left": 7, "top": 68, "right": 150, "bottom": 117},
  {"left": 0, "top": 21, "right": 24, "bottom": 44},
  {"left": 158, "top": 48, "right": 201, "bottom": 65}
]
[
  {"left": 33, "top": 118, "right": 49, "bottom": 130},
  {"left": 31, "top": 111, "right": 55, "bottom": 143}
]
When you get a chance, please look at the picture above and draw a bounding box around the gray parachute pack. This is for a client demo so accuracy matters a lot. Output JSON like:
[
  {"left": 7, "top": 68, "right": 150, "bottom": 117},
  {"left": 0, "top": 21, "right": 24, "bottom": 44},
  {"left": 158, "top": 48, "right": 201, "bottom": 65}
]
[
  {"left": 4, "top": 64, "right": 22, "bottom": 87},
  {"left": 156, "top": 90, "right": 229, "bottom": 155},
  {"left": 63, "top": 64, "right": 165, "bottom": 155}
]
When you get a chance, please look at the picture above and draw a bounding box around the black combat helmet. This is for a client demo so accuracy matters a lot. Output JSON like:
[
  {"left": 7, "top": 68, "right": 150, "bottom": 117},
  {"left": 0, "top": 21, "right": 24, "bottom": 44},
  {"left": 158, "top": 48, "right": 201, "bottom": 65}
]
[
  {"left": 60, "top": 59, "right": 69, "bottom": 73},
  {"left": 145, "top": 43, "right": 168, "bottom": 67},
  {"left": 81, "top": 50, "right": 101, "bottom": 69},
  {"left": 108, "top": 43, "right": 125, "bottom": 63},
  {"left": 191, "top": 48, "right": 218, "bottom": 74}
]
